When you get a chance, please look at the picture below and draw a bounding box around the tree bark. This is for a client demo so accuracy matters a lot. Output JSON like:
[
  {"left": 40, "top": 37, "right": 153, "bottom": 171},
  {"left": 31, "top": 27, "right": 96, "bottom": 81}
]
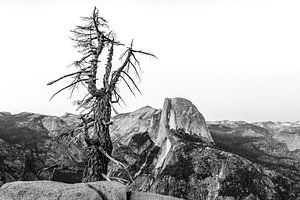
[{"left": 82, "top": 92, "right": 113, "bottom": 182}]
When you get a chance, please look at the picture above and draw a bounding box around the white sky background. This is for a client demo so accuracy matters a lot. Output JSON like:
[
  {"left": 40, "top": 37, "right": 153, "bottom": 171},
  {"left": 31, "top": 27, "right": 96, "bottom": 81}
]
[{"left": 0, "top": 0, "right": 299, "bottom": 122}]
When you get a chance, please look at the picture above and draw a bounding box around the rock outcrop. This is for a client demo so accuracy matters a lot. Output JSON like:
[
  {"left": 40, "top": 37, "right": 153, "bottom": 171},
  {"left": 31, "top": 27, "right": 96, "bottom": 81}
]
[
  {"left": 156, "top": 97, "right": 213, "bottom": 146},
  {"left": 0, "top": 181, "right": 182, "bottom": 200},
  {"left": 129, "top": 191, "right": 183, "bottom": 200},
  {"left": 0, "top": 181, "right": 125, "bottom": 200},
  {"left": 110, "top": 98, "right": 214, "bottom": 146},
  {"left": 110, "top": 106, "right": 158, "bottom": 145}
]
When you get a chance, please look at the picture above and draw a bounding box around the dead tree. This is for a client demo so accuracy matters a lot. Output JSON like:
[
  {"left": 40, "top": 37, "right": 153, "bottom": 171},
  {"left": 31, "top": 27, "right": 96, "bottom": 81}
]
[{"left": 48, "top": 7, "right": 155, "bottom": 182}]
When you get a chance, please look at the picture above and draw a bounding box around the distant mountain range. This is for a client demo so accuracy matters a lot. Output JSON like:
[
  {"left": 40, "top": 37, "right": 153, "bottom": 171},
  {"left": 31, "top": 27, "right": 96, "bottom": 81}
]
[
  {"left": 207, "top": 120, "right": 300, "bottom": 184},
  {"left": 209, "top": 120, "right": 300, "bottom": 151},
  {"left": 0, "top": 98, "right": 299, "bottom": 199}
]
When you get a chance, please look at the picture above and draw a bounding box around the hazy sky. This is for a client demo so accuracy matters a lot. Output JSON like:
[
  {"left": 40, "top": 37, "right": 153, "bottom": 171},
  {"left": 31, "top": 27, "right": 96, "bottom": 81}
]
[{"left": 0, "top": 0, "right": 299, "bottom": 122}]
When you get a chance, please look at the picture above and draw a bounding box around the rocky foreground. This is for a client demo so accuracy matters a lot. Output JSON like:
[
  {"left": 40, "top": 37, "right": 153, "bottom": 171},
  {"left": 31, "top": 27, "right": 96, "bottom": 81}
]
[
  {"left": 0, "top": 181, "right": 182, "bottom": 200},
  {"left": 0, "top": 97, "right": 299, "bottom": 199}
]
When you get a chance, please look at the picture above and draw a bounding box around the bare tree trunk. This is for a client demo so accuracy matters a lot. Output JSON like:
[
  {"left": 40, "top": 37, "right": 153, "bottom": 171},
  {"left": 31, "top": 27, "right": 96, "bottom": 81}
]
[
  {"left": 82, "top": 93, "right": 113, "bottom": 182},
  {"left": 48, "top": 7, "right": 155, "bottom": 183}
]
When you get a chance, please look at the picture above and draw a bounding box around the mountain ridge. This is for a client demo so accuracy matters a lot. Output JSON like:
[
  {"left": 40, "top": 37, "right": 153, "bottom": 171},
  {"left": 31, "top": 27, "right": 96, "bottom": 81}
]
[{"left": 0, "top": 97, "right": 299, "bottom": 199}]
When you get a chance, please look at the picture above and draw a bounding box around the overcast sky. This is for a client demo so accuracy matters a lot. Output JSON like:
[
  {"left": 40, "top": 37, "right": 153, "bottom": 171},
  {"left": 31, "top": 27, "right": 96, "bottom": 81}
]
[{"left": 0, "top": 0, "right": 299, "bottom": 122}]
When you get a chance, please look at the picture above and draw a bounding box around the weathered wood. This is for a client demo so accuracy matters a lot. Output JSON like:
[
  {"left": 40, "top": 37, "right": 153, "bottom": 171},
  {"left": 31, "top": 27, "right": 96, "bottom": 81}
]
[{"left": 48, "top": 7, "right": 155, "bottom": 182}]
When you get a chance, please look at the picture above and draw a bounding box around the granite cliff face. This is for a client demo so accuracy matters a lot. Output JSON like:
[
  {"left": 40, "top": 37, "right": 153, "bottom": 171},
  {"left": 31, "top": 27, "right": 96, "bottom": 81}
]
[
  {"left": 110, "top": 98, "right": 214, "bottom": 146},
  {"left": 155, "top": 98, "right": 213, "bottom": 146},
  {"left": 0, "top": 98, "right": 299, "bottom": 199},
  {"left": 124, "top": 131, "right": 297, "bottom": 199},
  {"left": 110, "top": 106, "right": 158, "bottom": 145},
  {"left": 108, "top": 100, "right": 298, "bottom": 199}
]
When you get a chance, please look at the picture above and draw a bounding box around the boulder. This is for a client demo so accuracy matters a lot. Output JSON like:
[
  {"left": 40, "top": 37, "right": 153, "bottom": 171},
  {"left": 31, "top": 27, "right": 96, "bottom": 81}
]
[
  {"left": 0, "top": 181, "right": 186, "bottom": 200},
  {"left": 129, "top": 191, "right": 184, "bottom": 200},
  {"left": 0, "top": 181, "right": 126, "bottom": 200}
]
